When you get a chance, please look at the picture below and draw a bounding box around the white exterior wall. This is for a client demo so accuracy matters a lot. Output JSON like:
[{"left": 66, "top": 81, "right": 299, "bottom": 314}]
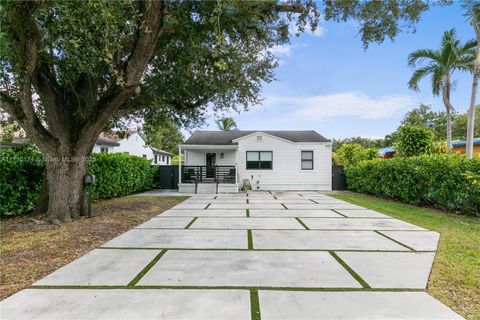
[
  {"left": 92, "top": 144, "right": 114, "bottom": 153},
  {"left": 111, "top": 132, "right": 153, "bottom": 163},
  {"left": 185, "top": 150, "right": 236, "bottom": 166},
  {"left": 153, "top": 154, "right": 172, "bottom": 166},
  {"left": 236, "top": 133, "right": 332, "bottom": 190}
]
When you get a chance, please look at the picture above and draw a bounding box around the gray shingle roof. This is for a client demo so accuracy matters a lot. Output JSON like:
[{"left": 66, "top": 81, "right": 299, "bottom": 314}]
[{"left": 183, "top": 130, "right": 330, "bottom": 145}]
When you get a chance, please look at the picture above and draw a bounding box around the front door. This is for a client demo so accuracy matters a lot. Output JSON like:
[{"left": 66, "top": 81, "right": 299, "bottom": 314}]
[{"left": 206, "top": 153, "right": 216, "bottom": 178}]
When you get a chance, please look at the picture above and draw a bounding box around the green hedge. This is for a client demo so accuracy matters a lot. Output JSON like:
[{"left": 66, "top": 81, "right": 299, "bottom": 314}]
[
  {"left": 87, "top": 153, "right": 156, "bottom": 200},
  {"left": 0, "top": 148, "right": 45, "bottom": 216},
  {"left": 0, "top": 149, "right": 156, "bottom": 216},
  {"left": 344, "top": 154, "right": 480, "bottom": 216}
]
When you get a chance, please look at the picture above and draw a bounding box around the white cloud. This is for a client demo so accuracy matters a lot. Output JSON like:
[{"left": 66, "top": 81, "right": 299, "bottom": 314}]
[
  {"left": 264, "top": 92, "right": 414, "bottom": 120},
  {"left": 269, "top": 44, "right": 293, "bottom": 57}
]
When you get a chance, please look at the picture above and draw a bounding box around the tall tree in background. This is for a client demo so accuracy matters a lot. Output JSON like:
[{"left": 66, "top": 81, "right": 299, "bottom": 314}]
[
  {"left": 215, "top": 117, "right": 238, "bottom": 131},
  {"left": 400, "top": 104, "right": 447, "bottom": 140},
  {"left": 0, "top": 0, "right": 435, "bottom": 222},
  {"left": 143, "top": 118, "right": 184, "bottom": 155},
  {"left": 407, "top": 29, "right": 476, "bottom": 151},
  {"left": 464, "top": 2, "right": 480, "bottom": 158}
]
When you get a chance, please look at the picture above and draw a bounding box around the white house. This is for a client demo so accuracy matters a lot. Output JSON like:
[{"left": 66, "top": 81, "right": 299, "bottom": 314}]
[
  {"left": 92, "top": 135, "right": 120, "bottom": 153},
  {"left": 178, "top": 130, "right": 332, "bottom": 193},
  {"left": 111, "top": 131, "right": 172, "bottom": 165}
]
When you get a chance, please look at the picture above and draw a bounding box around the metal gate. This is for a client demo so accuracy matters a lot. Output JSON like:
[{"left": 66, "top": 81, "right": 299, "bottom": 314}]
[
  {"left": 156, "top": 165, "right": 179, "bottom": 189},
  {"left": 332, "top": 165, "right": 347, "bottom": 190}
]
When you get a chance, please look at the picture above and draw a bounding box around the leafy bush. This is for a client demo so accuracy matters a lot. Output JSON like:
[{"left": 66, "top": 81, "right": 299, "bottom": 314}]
[
  {"left": 394, "top": 125, "right": 434, "bottom": 157},
  {"left": 88, "top": 153, "right": 156, "bottom": 200},
  {"left": 0, "top": 150, "right": 156, "bottom": 216},
  {"left": 0, "top": 148, "right": 44, "bottom": 216},
  {"left": 344, "top": 154, "right": 480, "bottom": 216},
  {"left": 334, "top": 144, "right": 378, "bottom": 166}
]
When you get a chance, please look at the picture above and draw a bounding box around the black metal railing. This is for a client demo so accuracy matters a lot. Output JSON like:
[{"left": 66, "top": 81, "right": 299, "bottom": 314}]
[{"left": 181, "top": 165, "right": 236, "bottom": 184}]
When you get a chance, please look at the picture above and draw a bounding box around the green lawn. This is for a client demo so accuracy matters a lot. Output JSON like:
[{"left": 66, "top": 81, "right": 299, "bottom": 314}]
[{"left": 331, "top": 193, "right": 480, "bottom": 320}]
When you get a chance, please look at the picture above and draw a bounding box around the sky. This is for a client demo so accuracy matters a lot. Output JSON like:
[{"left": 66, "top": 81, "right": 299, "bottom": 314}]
[{"left": 198, "top": 2, "right": 477, "bottom": 140}]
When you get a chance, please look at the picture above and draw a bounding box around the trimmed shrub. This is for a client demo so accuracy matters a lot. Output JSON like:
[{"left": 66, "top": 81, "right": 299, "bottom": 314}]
[
  {"left": 0, "top": 151, "right": 156, "bottom": 216},
  {"left": 344, "top": 154, "right": 480, "bottom": 216},
  {"left": 0, "top": 148, "right": 44, "bottom": 216},
  {"left": 88, "top": 153, "right": 156, "bottom": 200}
]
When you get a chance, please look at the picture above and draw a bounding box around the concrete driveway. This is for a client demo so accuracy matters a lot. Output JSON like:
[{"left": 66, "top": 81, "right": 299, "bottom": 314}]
[{"left": 1, "top": 191, "right": 463, "bottom": 319}]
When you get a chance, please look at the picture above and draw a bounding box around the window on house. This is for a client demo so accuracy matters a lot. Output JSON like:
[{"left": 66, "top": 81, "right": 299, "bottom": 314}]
[
  {"left": 162, "top": 155, "right": 165, "bottom": 162},
  {"left": 154, "top": 155, "right": 158, "bottom": 164},
  {"left": 301, "top": 151, "right": 314, "bottom": 170},
  {"left": 143, "top": 154, "right": 147, "bottom": 158},
  {"left": 167, "top": 157, "right": 169, "bottom": 164},
  {"left": 100, "top": 146, "right": 108, "bottom": 153},
  {"left": 246, "top": 151, "right": 272, "bottom": 169}
]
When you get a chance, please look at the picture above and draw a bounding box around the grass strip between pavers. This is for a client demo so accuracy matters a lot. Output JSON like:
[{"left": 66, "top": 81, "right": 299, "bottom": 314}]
[
  {"left": 281, "top": 203, "right": 288, "bottom": 209},
  {"left": 331, "top": 209, "right": 348, "bottom": 218},
  {"left": 127, "top": 249, "right": 168, "bottom": 287},
  {"left": 248, "top": 230, "right": 254, "bottom": 249},
  {"left": 295, "top": 217, "right": 310, "bottom": 230},
  {"left": 184, "top": 217, "right": 198, "bottom": 229},
  {"left": 246, "top": 208, "right": 250, "bottom": 217},
  {"left": 272, "top": 196, "right": 278, "bottom": 199},
  {"left": 30, "top": 285, "right": 425, "bottom": 292},
  {"left": 310, "top": 199, "right": 319, "bottom": 204},
  {"left": 374, "top": 230, "right": 415, "bottom": 251},
  {"left": 204, "top": 203, "right": 211, "bottom": 209},
  {"left": 329, "top": 251, "right": 371, "bottom": 289},
  {"left": 250, "top": 289, "right": 261, "bottom": 320}
]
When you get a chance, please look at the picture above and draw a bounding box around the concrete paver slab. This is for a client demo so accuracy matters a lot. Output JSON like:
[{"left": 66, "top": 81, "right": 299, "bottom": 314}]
[
  {"left": 337, "top": 252, "right": 436, "bottom": 288},
  {"left": 190, "top": 217, "right": 304, "bottom": 230},
  {"left": 102, "top": 229, "right": 247, "bottom": 249},
  {"left": 136, "top": 217, "right": 193, "bottom": 229},
  {"left": 381, "top": 231, "right": 440, "bottom": 251},
  {"left": 249, "top": 209, "right": 342, "bottom": 218},
  {"left": 208, "top": 203, "right": 285, "bottom": 210},
  {"left": 34, "top": 249, "right": 159, "bottom": 286},
  {"left": 252, "top": 230, "right": 408, "bottom": 251},
  {"left": 301, "top": 218, "right": 426, "bottom": 230},
  {"left": 285, "top": 203, "right": 363, "bottom": 210},
  {"left": 0, "top": 289, "right": 251, "bottom": 320},
  {"left": 172, "top": 203, "right": 210, "bottom": 209},
  {"left": 259, "top": 291, "right": 463, "bottom": 320},
  {"left": 138, "top": 250, "right": 362, "bottom": 288},
  {"left": 335, "top": 209, "right": 392, "bottom": 218},
  {"left": 160, "top": 209, "right": 246, "bottom": 217}
]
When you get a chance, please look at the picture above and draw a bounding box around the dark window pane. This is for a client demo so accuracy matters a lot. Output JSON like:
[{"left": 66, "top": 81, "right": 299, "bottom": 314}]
[
  {"left": 247, "top": 161, "right": 260, "bottom": 169},
  {"left": 260, "top": 161, "right": 272, "bottom": 169}
]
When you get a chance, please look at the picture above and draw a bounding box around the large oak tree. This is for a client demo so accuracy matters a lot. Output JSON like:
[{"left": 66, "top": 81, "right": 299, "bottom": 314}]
[{"left": 1, "top": 0, "right": 431, "bottom": 222}]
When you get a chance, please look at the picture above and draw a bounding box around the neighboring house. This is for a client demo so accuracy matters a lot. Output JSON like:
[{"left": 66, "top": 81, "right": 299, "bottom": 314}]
[
  {"left": 178, "top": 130, "right": 332, "bottom": 193},
  {"left": 452, "top": 138, "right": 480, "bottom": 154},
  {"left": 0, "top": 137, "right": 30, "bottom": 149},
  {"left": 92, "top": 135, "right": 120, "bottom": 153},
  {"left": 111, "top": 131, "right": 172, "bottom": 165}
]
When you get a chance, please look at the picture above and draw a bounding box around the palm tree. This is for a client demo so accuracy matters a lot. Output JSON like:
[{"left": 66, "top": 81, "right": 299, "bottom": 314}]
[
  {"left": 464, "top": 2, "right": 480, "bottom": 159},
  {"left": 408, "top": 29, "right": 476, "bottom": 151},
  {"left": 215, "top": 117, "right": 238, "bottom": 131}
]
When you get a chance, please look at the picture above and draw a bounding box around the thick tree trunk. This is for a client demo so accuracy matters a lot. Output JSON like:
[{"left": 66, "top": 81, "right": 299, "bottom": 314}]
[
  {"left": 45, "top": 153, "right": 87, "bottom": 222},
  {"left": 467, "top": 21, "right": 480, "bottom": 159},
  {"left": 33, "top": 171, "right": 49, "bottom": 215}
]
